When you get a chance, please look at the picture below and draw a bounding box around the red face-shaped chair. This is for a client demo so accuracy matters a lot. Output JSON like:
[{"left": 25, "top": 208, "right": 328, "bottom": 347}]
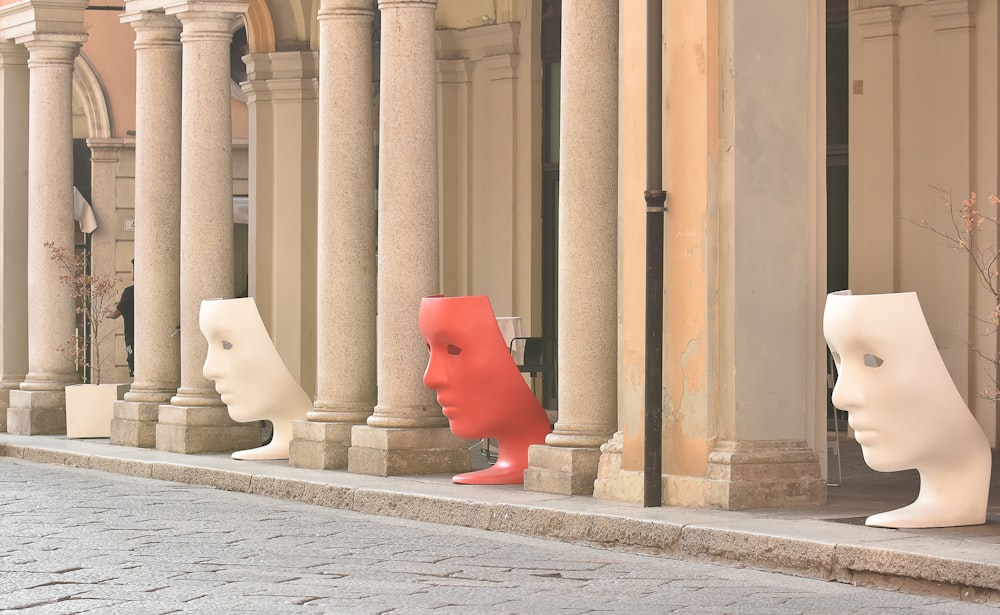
[{"left": 420, "top": 295, "right": 551, "bottom": 484}]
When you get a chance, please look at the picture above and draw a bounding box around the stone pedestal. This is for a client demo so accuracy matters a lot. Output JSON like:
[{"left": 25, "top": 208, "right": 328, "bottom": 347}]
[
  {"left": 592, "top": 431, "right": 645, "bottom": 502},
  {"left": 525, "top": 444, "right": 603, "bottom": 496},
  {"left": 289, "top": 421, "right": 354, "bottom": 469},
  {"left": 111, "top": 399, "right": 159, "bottom": 448},
  {"left": 155, "top": 404, "right": 259, "bottom": 455},
  {"left": 704, "top": 440, "right": 826, "bottom": 509},
  {"left": 7, "top": 390, "right": 67, "bottom": 435},
  {"left": 348, "top": 424, "right": 469, "bottom": 477}
]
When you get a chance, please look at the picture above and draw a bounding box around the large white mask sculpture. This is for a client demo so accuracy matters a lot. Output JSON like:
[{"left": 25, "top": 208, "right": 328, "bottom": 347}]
[
  {"left": 823, "top": 291, "right": 992, "bottom": 528},
  {"left": 200, "top": 297, "right": 312, "bottom": 460}
]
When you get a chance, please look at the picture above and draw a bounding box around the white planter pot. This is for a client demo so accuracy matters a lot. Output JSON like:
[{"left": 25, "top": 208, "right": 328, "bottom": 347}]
[{"left": 65, "top": 383, "right": 129, "bottom": 439}]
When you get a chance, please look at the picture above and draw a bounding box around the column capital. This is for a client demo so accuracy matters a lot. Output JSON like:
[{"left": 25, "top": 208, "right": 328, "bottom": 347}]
[
  {"left": 924, "top": 0, "right": 976, "bottom": 30},
  {"left": 87, "top": 138, "right": 132, "bottom": 163},
  {"left": 437, "top": 58, "right": 471, "bottom": 84},
  {"left": 122, "top": 11, "right": 182, "bottom": 48},
  {"left": 0, "top": 40, "right": 28, "bottom": 67},
  {"left": 164, "top": 0, "right": 248, "bottom": 15},
  {"left": 853, "top": 6, "right": 901, "bottom": 39},
  {"left": 242, "top": 52, "right": 319, "bottom": 103},
  {"left": 244, "top": 50, "right": 318, "bottom": 81},
  {"left": 0, "top": 0, "right": 87, "bottom": 43},
  {"left": 318, "top": 0, "right": 375, "bottom": 18},
  {"left": 165, "top": 1, "right": 247, "bottom": 36},
  {"left": 482, "top": 53, "right": 519, "bottom": 81},
  {"left": 20, "top": 34, "right": 86, "bottom": 66},
  {"left": 377, "top": 0, "right": 436, "bottom": 10}
]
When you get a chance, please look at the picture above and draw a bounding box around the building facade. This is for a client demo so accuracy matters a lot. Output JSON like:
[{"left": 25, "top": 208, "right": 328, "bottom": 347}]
[{"left": 0, "top": 0, "right": 995, "bottom": 510}]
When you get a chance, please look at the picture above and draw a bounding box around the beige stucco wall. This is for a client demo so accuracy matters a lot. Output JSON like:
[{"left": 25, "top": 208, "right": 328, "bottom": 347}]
[
  {"left": 437, "top": 6, "right": 542, "bottom": 333},
  {"left": 849, "top": 0, "right": 999, "bottom": 445}
]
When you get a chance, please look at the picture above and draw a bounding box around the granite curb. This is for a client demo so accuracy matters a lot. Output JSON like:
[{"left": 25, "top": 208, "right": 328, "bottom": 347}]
[{"left": 2, "top": 434, "right": 999, "bottom": 605}]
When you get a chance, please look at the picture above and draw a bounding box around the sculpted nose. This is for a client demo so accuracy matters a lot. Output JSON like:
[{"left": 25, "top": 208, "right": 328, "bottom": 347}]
[
  {"left": 831, "top": 374, "right": 863, "bottom": 411},
  {"left": 203, "top": 347, "right": 221, "bottom": 381},
  {"left": 423, "top": 348, "right": 447, "bottom": 389}
]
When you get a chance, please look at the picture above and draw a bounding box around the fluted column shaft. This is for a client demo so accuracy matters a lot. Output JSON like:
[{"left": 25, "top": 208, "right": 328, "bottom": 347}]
[
  {"left": 0, "top": 41, "right": 29, "bottom": 432},
  {"left": 289, "top": 0, "right": 375, "bottom": 470},
  {"left": 155, "top": 2, "right": 259, "bottom": 453},
  {"left": 348, "top": 0, "right": 469, "bottom": 476},
  {"left": 525, "top": 0, "right": 618, "bottom": 495},
  {"left": 6, "top": 34, "right": 86, "bottom": 435},
  {"left": 112, "top": 12, "right": 182, "bottom": 448}
]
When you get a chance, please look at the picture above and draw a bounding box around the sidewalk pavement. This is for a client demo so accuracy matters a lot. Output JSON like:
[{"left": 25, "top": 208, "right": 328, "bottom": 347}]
[{"left": 2, "top": 432, "right": 998, "bottom": 605}]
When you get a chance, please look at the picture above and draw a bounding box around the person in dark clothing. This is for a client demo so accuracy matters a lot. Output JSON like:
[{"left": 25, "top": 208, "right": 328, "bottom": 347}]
[{"left": 106, "top": 259, "right": 134, "bottom": 377}]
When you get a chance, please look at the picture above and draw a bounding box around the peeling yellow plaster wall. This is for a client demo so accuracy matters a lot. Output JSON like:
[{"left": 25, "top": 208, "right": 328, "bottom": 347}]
[
  {"left": 619, "top": 0, "right": 648, "bottom": 473},
  {"left": 619, "top": 0, "right": 720, "bottom": 480},
  {"left": 662, "top": 0, "right": 716, "bottom": 478}
]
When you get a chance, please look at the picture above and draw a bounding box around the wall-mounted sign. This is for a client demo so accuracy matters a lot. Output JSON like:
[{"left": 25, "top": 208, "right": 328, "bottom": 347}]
[{"left": 124, "top": 218, "right": 135, "bottom": 232}]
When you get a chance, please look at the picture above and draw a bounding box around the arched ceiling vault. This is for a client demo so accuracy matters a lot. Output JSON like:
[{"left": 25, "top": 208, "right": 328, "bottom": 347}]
[{"left": 253, "top": 0, "right": 314, "bottom": 52}]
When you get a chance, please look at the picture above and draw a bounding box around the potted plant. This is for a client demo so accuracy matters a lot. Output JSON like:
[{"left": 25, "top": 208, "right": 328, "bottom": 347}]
[
  {"left": 911, "top": 188, "right": 1000, "bottom": 399},
  {"left": 45, "top": 241, "right": 128, "bottom": 438}
]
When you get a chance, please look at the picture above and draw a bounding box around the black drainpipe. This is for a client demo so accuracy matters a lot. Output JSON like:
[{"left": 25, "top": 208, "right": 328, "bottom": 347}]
[{"left": 643, "top": 0, "right": 666, "bottom": 508}]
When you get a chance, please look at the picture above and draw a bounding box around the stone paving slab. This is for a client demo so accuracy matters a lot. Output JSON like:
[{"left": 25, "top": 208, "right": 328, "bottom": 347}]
[{"left": 2, "top": 432, "right": 999, "bottom": 604}]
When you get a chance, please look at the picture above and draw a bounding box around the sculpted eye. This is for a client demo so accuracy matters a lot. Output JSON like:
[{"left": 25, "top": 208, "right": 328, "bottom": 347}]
[
  {"left": 864, "top": 353, "right": 883, "bottom": 368},
  {"left": 447, "top": 344, "right": 462, "bottom": 356},
  {"left": 830, "top": 351, "right": 841, "bottom": 366},
  {"left": 222, "top": 341, "right": 233, "bottom": 350}
]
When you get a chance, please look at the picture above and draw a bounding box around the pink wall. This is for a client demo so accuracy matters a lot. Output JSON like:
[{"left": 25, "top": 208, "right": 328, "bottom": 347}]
[
  {"left": 82, "top": 10, "right": 137, "bottom": 138},
  {"left": 81, "top": 9, "right": 249, "bottom": 140}
]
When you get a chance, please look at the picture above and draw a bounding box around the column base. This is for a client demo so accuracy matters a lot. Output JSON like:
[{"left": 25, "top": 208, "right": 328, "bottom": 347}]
[
  {"left": 289, "top": 420, "right": 356, "bottom": 470},
  {"left": 111, "top": 400, "right": 161, "bottom": 448},
  {"left": 155, "top": 403, "right": 261, "bottom": 454},
  {"left": 348, "top": 424, "right": 470, "bottom": 476},
  {"left": 524, "top": 443, "right": 602, "bottom": 495},
  {"left": 6, "top": 389, "right": 67, "bottom": 435},
  {"left": 0, "top": 379, "right": 23, "bottom": 432},
  {"left": 704, "top": 440, "right": 826, "bottom": 509},
  {"left": 592, "top": 431, "right": 646, "bottom": 502}
]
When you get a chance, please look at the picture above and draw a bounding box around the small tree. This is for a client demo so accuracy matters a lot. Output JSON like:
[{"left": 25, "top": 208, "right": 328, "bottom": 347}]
[
  {"left": 45, "top": 241, "right": 121, "bottom": 385},
  {"left": 910, "top": 187, "right": 1000, "bottom": 399}
]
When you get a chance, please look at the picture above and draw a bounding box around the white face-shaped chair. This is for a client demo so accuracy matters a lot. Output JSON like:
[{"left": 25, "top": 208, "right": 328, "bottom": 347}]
[
  {"left": 824, "top": 291, "right": 992, "bottom": 528},
  {"left": 200, "top": 297, "right": 312, "bottom": 460}
]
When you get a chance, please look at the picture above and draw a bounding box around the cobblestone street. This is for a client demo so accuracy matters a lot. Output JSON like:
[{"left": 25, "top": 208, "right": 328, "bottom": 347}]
[{"left": 1, "top": 457, "right": 996, "bottom": 614}]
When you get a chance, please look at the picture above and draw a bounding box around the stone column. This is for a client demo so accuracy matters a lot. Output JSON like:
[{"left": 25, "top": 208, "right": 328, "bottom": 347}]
[
  {"left": 242, "top": 50, "right": 319, "bottom": 395},
  {"left": 0, "top": 41, "right": 29, "bottom": 432},
  {"left": 289, "top": 0, "right": 375, "bottom": 470},
  {"left": 7, "top": 33, "right": 87, "bottom": 435},
  {"left": 155, "top": 2, "right": 259, "bottom": 453},
  {"left": 524, "top": 0, "right": 619, "bottom": 496},
  {"left": 112, "top": 12, "right": 183, "bottom": 448},
  {"left": 348, "top": 0, "right": 469, "bottom": 476}
]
